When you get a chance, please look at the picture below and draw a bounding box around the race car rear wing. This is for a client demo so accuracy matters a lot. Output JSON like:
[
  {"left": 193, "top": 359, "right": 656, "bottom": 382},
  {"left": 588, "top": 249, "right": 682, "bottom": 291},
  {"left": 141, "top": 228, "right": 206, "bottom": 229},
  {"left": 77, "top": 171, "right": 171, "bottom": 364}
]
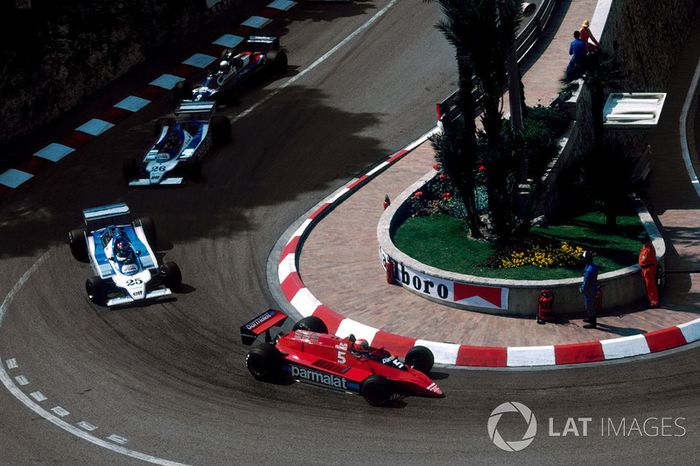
[
  {"left": 241, "top": 309, "right": 288, "bottom": 345},
  {"left": 245, "top": 35, "right": 280, "bottom": 52},
  {"left": 83, "top": 203, "right": 131, "bottom": 230},
  {"left": 174, "top": 101, "right": 216, "bottom": 116}
]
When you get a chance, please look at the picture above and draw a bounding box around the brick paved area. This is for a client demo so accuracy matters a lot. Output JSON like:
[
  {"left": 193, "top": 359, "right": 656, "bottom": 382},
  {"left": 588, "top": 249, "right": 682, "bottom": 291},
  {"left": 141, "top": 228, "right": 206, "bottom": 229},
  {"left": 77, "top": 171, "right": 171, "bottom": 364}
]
[{"left": 298, "top": 1, "right": 700, "bottom": 347}]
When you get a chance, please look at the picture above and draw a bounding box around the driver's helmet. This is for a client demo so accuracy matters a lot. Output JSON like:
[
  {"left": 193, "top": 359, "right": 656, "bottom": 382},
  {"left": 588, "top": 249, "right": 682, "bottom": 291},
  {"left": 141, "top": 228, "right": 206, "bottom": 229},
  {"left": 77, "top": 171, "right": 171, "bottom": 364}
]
[
  {"left": 219, "top": 60, "right": 230, "bottom": 71},
  {"left": 114, "top": 240, "right": 129, "bottom": 259},
  {"left": 162, "top": 126, "right": 181, "bottom": 152},
  {"left": 353, "top": 339, "right": 370, "bottom": 354}
]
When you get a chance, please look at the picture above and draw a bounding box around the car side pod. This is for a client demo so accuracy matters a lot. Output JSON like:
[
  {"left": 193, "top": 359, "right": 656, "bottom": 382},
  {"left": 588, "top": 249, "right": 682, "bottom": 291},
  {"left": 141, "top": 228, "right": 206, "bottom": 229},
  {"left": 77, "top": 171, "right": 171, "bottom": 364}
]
[{"left": 240, "top": 309, "right": 288, "bottom": 345}]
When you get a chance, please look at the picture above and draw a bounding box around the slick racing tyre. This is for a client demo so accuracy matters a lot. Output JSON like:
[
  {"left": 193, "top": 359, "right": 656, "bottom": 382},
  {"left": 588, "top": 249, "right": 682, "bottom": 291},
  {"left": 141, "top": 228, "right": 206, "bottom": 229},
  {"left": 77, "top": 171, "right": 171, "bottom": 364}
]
[
  {"left": 211, "top": 116, "right": 231, "bottom": 145},
  {"left": 292, "top": 316, "right": 328, "bottom": 334},
  {"left": 161, "top": 262, "right": 182, "bottom": 291},
  {"left": 132, "top": 217, "right": 157, "bottom": 245},
  {"left": 187, "top": 159, "right": 202, "bottom": 182},
  {"left": 122, "top": 158, "right": 139, "bottom": 181},
  {"left": 68, "top": 228, "right": 88, "bottom": 263},
  {"left": 405, "top": 346, "right": 434, "bottom": 375},
  {"left": 173, "top": 80, "right": 192, "bottom": 102},
  {"left": 266, "top": 49, "right": 288, "bottom": 75},
  {"left": 246, "top": 343, "right": 282, "bottom": 381},
  {"left": 361, "top": 375, "right": 393, "bottom": 406},
  {"left": 85, "top": 276, "right": 108, "bottom": 306}
]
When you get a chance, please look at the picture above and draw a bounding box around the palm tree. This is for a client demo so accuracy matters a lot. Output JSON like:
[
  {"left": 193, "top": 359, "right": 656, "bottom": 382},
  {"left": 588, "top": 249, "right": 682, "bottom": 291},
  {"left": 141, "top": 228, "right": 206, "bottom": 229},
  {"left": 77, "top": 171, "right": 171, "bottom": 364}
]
[
  {"left": 429, "top": 1, "right": 484, "bottom": 238},
  {"left": 427, "top": 0, "right": 524, "bottom": 243}
]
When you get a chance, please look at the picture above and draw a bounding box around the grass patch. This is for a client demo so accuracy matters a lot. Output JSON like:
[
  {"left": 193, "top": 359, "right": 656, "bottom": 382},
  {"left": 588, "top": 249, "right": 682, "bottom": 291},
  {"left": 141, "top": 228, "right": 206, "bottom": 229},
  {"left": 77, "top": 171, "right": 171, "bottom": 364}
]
[{"left": 393, "top": 212, "right": 644, "bottom": 280}]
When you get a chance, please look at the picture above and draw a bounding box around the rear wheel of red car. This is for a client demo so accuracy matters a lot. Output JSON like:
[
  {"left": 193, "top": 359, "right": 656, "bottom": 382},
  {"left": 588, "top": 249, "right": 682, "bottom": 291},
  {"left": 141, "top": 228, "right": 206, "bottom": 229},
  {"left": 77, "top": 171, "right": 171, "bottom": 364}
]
[
  {"left": 361, "top": 375, "right": 393, "bottom": 406},
  {"left": 292, "top": 316, "right": 328, "bottom": 334},
  {"left": 246, "top": 343, "right": 282, "bottom": 381},
  {"left": 405, "top": 346, "right": 434, "bottom": 375},
  {"left": 68, "top": 228, "right": 88, "bottom": 263}
]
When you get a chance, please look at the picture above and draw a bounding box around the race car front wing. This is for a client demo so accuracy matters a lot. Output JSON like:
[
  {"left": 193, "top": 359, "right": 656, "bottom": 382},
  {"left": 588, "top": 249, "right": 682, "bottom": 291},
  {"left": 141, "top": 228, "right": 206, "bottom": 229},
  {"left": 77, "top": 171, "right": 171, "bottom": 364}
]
[{"left": 106, "top": 287, "right": 173, "bottom": 307}]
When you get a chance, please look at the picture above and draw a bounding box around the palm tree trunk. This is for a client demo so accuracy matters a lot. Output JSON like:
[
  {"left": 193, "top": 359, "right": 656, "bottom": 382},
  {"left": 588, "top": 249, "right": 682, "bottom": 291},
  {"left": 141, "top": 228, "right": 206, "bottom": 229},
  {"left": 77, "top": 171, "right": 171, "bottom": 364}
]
[{"left": 456, "top": 53, "right": 482, "bottom": 238}]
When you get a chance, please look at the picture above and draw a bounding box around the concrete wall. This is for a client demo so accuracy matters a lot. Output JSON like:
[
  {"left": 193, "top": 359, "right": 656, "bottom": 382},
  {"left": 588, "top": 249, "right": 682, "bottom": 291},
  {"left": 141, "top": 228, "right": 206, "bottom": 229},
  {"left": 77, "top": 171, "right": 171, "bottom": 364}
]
[
  {"left": 0, "top": 0, "right": 265, "bottom": 153},
  {"left": 542, "top": 0, "right": 698, "bottom": 219},
  {"left": 601, "top": 0, "right": 697, "bottom": 92}
]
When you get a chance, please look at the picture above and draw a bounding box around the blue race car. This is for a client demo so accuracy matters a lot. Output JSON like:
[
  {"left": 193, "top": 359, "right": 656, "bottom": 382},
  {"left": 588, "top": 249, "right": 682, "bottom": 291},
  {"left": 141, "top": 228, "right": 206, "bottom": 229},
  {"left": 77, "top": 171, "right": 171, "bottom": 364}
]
[
  {"left": 174, "top": 36, "right": 287, "bottom": 104},
  {"left": 68, "top": 203, "right": 182, "bottom": 307},
  {"left": 123, "top": 101, "right": 230, "bottom": 186}
]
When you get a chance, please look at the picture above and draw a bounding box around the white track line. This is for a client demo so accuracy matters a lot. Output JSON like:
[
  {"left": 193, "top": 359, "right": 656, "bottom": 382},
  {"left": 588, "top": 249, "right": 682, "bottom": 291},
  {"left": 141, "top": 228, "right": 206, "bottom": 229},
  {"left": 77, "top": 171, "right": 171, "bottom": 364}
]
[
  {"left": 0, "top": 253, "right": 189, "bottom": 466},
  {"left": 232, "top": 0, "right": 399, "bottom": 122},
  {"left": 0, "top": 253, "right": 47, "bottom": 326}
]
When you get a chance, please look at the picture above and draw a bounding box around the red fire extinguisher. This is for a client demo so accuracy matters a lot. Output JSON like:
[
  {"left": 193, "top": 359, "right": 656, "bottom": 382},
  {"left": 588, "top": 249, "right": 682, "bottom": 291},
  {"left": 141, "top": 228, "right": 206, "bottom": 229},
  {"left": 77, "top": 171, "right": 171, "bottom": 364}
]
[
  {"left": 385, "top": 258, "right": 395, "bottom": 285},
  {"left": 537, "top": 289, "right": 553, "bottom": 324},
  {"left": 595, "top": 286, "right": 603, "bottom": 313}
]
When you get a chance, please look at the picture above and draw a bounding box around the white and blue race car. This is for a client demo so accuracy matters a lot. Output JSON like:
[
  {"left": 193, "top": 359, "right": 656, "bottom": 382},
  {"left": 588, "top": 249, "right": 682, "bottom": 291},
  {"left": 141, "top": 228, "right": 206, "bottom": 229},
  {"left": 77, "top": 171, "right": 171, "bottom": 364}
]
[
  {"left": 173, "top": 36, "right": 287, "bottom": 104},
  {"left": 123, "top": 101, "right": 230, "bottom": 186},
  {"left": 68, "top": 203, "right": 182, "bottom": 307}
]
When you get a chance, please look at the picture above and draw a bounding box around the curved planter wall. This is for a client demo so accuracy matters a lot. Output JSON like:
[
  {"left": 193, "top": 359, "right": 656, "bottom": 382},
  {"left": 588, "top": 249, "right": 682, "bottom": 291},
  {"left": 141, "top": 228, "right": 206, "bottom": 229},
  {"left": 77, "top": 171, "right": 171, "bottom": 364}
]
[{"left": 377, "top": 170, "right": 665, "bottom": 317}]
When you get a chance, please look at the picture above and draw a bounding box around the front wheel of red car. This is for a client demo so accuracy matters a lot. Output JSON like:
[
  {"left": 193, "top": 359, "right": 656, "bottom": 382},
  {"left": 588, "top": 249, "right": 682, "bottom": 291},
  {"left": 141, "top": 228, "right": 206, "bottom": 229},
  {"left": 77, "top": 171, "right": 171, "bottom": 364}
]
[
  {"left": 361, "top": 375, "right": 393, "bottom": 406},
  {"left": 292, "top": 316, "right": 328, "bottom": 334},
  {"left": 405, "top": 346, "right": 434, "bottom": 375},
  {"left": 246, "top": 343, "right": 282, "bottom": 381}
]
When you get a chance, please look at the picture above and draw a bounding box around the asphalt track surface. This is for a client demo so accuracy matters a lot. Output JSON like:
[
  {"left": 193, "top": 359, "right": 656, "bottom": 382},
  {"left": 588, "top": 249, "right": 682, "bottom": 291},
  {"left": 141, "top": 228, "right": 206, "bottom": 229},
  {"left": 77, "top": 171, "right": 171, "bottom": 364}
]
[{"left": 0, "top": 1, "right": 698, "bottom": 464}]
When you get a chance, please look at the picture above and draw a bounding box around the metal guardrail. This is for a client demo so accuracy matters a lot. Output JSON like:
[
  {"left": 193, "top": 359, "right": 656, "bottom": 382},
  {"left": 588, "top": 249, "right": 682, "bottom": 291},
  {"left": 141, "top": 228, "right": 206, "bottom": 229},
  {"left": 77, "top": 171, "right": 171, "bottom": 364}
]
[{"left": 436, "top": 0, "right": 558, "bottom": 130}]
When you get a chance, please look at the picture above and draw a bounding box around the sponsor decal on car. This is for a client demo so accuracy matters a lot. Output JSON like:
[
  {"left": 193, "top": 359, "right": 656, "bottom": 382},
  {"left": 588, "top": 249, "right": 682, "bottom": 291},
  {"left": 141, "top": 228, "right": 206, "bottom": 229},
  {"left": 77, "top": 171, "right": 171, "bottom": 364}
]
[
  {"left": 244, "top": 310, "right": 276, "bottom": 331},
  {"left": 289, "top": 365, "right": 348, "bottom": 390}
]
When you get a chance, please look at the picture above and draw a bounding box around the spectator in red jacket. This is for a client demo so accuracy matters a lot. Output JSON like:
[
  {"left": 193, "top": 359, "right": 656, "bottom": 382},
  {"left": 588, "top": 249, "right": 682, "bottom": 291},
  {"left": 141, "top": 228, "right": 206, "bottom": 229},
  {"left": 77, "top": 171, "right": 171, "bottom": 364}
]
[{"left": 579, "top": 20, "right": 600, "bottom": 52}]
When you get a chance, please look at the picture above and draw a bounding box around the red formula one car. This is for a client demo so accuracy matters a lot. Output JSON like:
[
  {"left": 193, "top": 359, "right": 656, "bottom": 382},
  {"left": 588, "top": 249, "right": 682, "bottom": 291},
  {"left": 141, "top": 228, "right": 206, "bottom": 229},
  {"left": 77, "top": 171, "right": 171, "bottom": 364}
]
[{"left": 241, "top": 310, "right": 444, "bottom": 405}]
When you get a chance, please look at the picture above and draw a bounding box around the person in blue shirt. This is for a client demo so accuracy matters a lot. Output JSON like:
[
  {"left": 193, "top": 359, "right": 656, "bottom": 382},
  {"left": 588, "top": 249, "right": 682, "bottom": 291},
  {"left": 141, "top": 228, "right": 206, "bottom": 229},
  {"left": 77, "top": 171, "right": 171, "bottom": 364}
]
[
  {"left": 566, "top": 30, "right": 588, "bottom": 80},
  {"left": 579, "top": 250, "right": 599, "bottom": 328}
]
